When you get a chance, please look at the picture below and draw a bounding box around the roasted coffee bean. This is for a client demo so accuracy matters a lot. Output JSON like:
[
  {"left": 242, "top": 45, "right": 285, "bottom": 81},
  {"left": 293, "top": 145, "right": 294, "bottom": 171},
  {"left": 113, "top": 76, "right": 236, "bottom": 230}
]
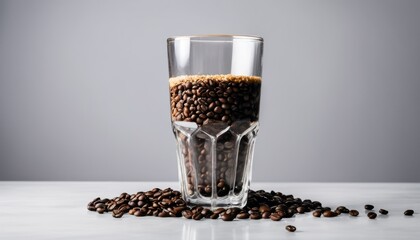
[
  {"left": 182, "top": 210, "right": 193, "bottom": 219},
  {"left": 237, "top": 212, "right": 250, "bottom": 219},
  {"left": 285, "top": 225, "right": 296, "bottom": 232},
  {"left": 201, "top": 209, "right": 213, "bottom": 218},
  {"left": 404, "top": 210, "right": 414, "bottom": 216},
  {"left": 250, "top": 212, "right": 262, "bottom": 220},
  {"left": 221, "top": 213, "right": 235, "bottom": 221},
  {"left": 349, "top": 210, "right": 359, "bottom": 217},
  {"left": 213, "top": 208, "right": 226, "bottom": 215},
  {"left": 323, "top": 210, "right": 338, "bottom": 217},
  {"left": 379, "top": 209, "right": 388, "bottom": 215},
  {"left": 112, "top": 212, "right": 124, "bottom": 218},
  {"left": 297, "top": 206, "right": 306, "bottom": 214},
  {"left": 95, "top": 203, "right": 105, "bottom": 209},
  {"left": 312, "top": 210, "right": 322, "bottom": 217},
  {"left": 335, "top": 210, "right": 342, "bottom": 215},
  {"left": 365, "top": 204, "right": 374, "bottom": 210},
  {"left": 87, "top": 205, "right": 96, "bottom": 211},
  {"left": 367, "top": 212, "right": 377, "bottom": 219},
  {"left": 158, "top": 211, "right": 170, "bottom": 218},
  {"left": 97, "top": 207, "right": 105, "bottom": 214},
  {"left": 210, "top": 213, "right": 219, "bottom": 219},
  {"left": 270, "top": 213, "right": 282, "bottom": 221},
  {"left": 336, "top": 206, "right": 349, "bottom": 214},
  {"left": 262, "top": 211, "right": 271, "bottom": 219},
  {"left": 192, "top": 212, "right": 204, "bottom": 220}
]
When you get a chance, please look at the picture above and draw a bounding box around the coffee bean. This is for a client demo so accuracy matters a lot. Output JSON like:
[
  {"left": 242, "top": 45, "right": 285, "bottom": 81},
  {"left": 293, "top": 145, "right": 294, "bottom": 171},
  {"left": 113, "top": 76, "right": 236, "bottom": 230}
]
[
  {"left": 97, "top": 207, "right": 105, "bottom": 214},
  {"left": 379, "top": 209, "right": 388, "bottom": 215},
  {"left": 297, "top": 206, "right": 306, "bottom": 214},
  {"left": 323, "top": 210, "right": 338, "bottom": 217},
  {"left": 95, "top": 203, "right": 105, "bottom": 209},
  {"left": 221, "top": 213, "right": 235, "bottom": 221},
  {"left": 214, "top": 106, "right": 223, "bottom": 113},
  {"left": 192, "top": 212, "right": 204, "bottom": 220},
  {"left": 336, "top": 206, "right": 349, "bottom": 214},
  {"left": 87, "top": 205, "right": 96, "bottom": 211},
  {"left": 404, "top": 210, "right": 414, "bottom": 216},
  {"left": 158, "top": 211, "right": 170, "bottom": 218},
  {"left": 259, "top": 204, "right": 270, "bottom": 213},
  {"left": 213, "top": 208, "right": 226, "bottom": 215},
  {"left": 210, "top": 213, "right": 219, "bottom": 219},
  {"left": 182, "top": 210, "right": 193, "bottom": 219},
  {"left": 237, "top": 212, "right": 250, "bottom": 219},
  {"left": 285, "top": 225, "right": 296, "bottom": 232},
  {"left": 250, "top": 212, "right": 262, "bottom": 220},
  {"left": 270, "top": 213, "right": 282, "bottom": 221},
  {"left": 262, "top": 211, "right": 271, "bottom": 219},
  {"left": 365, "top": 204, "right": 374, "bottom": 210},
  {"left": 367, "top": 212, "right": 377, "bottom": 219},
  {"left": 312, "top": 210, "right": 322, "bottom": 217},
  {"left": 349, "top": 210, "right": 359, "bottom": 217}
]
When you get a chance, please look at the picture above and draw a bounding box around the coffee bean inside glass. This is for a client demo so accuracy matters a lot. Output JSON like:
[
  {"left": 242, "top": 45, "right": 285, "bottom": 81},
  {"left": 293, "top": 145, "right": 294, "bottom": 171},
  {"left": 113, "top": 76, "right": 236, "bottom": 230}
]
[{"left": 167, "top": 35, "right": 263, "bottom": 209}]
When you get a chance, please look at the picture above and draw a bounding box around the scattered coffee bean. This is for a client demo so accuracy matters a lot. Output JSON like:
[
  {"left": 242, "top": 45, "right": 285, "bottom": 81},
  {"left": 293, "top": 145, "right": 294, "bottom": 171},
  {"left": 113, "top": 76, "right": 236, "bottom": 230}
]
[
  {"left": 365, "top": 204, "right": 374, "bottom": 210},
  {"left": 367, "top": 212, "right": 377, "bottom": 219},
  {"left": 379, "top": 209, "right": 388, "bottom": 215},
  {"left": 285, "top": 225, "right": 296, "bottom": 232},
  {"left": 312, "top": 210, "right": 322, "bottom": 218},
  {"left": 323, "top": 210, "right": 338, "bottom": 217},
  {"left": 404, "top": 210, "right": 414, "bottom": 216},
  {"left": 336, "top": 206, "right": 349, "bottom": 214},
  {"left": 210, "top": 213, "right": 219, "bottom": 219},
  {"left": 349, "top": 210, "right": 359, "bottom": 217}
]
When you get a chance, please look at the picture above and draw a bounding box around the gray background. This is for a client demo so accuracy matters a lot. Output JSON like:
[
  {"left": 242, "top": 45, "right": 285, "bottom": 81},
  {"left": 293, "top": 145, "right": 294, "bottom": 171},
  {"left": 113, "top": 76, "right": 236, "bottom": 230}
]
[{"left": 1, "top": 0, "right": 419, "bottom": 182}]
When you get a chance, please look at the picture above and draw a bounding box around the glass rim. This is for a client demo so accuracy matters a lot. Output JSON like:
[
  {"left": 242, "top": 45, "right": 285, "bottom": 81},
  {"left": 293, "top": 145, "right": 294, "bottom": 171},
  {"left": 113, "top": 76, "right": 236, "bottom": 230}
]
[{"left": 167, "top": 34, "right": 263, "bottom": 43}]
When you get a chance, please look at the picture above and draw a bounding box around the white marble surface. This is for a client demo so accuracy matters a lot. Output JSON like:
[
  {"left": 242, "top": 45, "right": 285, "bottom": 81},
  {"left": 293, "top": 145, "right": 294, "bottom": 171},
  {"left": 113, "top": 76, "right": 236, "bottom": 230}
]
[{"left": 0, "top": 182, "right": 419, "bottom": 240}]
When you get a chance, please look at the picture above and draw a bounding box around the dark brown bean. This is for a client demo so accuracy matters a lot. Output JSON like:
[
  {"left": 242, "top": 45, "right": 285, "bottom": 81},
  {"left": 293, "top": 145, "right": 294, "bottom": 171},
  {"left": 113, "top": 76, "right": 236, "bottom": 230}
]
[
  {"left": 365, "top": 204, "right": 374, "bottom": 210},
  {"left": 367, "top": 212, "right": 377, "bottom": 219},
  {"left": 221, "top": 213, "right": 235, "bottom": 221},
  {"left": 97, "top": 207, "right": 105, "bottom": 214},
  {"left": 323, "top": 210, "right": 338, "bottom": 217},
  {"left": 182, "top": 210, "right": 193, "bottom": 219},
  {"left": 237, "top": 212, "right": 250, "bottom": 219},
  {"left": 285, "top": 225, "right": 296, "bottom": 232},
  {"left": 404, "top": 210, "right": 414, "bottom": 216},
  {"left": 379, "top": 209, "right": 388, "bottom": 215},
  {"left": 312, "top": 210, "right": 322, "bottom": 217},
  {"left": 192, "top": 212, "right": 204, "bottom": 220},
  {"left": 349, "top": 210, "right": 359, "bottom": 217},
  {"left": 250, "top": 212, "right": 262, "bottom": 220},
  {"left": 270, "top": 213, "right": 282, "bottom": 221}
]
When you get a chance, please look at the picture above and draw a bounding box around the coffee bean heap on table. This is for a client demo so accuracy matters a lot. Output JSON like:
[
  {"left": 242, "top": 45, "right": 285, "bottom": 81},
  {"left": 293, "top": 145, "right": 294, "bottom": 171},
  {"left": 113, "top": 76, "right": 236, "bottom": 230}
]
[
  {"left": 88, "top": 188, "right": 329, "bottom": 221},
  {"left": 169, "top": 75, "right": 261, "bottom": 198},
  {"left": 89, "top": 188, "right": 414, "bottom": 221}
]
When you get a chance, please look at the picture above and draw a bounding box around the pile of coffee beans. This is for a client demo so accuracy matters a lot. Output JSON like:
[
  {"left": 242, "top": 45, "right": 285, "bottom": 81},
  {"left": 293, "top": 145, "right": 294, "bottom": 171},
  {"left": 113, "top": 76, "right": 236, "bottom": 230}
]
[
  {"left": 169, "top": 75, "right": 261, "bottom": 125},
  {"left": 169, "top": 75, "right": 262, "bottom": 199},
  {"left": 87, "top": 188, "right": 416, "bottom": 232}
]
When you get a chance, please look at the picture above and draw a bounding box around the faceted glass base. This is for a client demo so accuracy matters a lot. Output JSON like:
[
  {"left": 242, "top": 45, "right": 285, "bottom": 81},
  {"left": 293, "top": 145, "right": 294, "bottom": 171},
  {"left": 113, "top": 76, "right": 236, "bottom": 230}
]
[{"left": 172, "top": 120, "right": 258, "bottom": 209}]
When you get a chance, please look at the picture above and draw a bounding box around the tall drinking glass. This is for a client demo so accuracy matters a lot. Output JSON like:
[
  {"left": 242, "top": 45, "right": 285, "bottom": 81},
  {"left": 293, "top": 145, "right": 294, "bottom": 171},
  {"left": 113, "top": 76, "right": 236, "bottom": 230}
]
[{"left": 167, "top": 35, "right": 263, "bottom": 209}]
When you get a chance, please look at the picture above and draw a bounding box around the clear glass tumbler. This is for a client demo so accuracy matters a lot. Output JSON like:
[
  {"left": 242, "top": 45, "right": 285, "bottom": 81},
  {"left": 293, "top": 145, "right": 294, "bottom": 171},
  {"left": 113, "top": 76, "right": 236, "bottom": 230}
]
[{"left": 167, "top": 35, "right": 263, "bottom": 209}]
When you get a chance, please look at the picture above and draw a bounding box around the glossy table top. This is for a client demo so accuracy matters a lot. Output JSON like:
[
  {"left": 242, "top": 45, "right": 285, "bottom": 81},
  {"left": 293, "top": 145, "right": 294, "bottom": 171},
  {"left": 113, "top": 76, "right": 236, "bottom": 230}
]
[{"left": 0, "top": 182, "right": 419, "bottom": 240}]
